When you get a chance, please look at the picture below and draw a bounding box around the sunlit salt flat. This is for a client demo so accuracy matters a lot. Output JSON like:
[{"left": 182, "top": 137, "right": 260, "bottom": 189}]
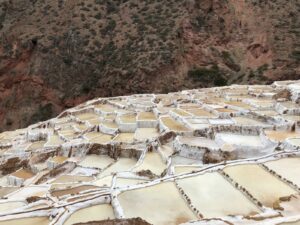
[
  {"left": 177, "top": 172, "right": 260, "bottom": 217},
  {"left": 224, "top": 164, "right": 297, "bottom": 207},
  {"left": 118, "top": 182, "right": 197, "bottom": 225}
]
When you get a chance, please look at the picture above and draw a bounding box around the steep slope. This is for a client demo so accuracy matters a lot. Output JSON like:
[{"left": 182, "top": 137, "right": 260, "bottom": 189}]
[{"left": 0, "top": 0, "right": 299, "bottom": 131}]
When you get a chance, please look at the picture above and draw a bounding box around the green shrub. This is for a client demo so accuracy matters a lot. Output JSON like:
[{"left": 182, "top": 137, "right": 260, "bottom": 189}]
[{"left": 188, "top": 65, "right": 227, "bottom": 86}]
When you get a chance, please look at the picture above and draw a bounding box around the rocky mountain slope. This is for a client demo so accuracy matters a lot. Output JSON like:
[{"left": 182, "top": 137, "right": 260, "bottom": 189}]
[{"left": 0, "top": 0, "right": 299, "bottom": 131}]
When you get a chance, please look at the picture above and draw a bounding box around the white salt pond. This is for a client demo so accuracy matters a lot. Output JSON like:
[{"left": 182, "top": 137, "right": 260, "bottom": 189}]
[
  {"left": 286, "top": 138, "right": 300, "bottom": 147},
  {"left": 51, "top": 175, "right": 94, "bottom": 184},
  {"left": 232, "top": 117, "right": 268, "bottom": 126},
  {"left": 177, "top": 172, "right": 260, "bottom": 217},
  {"left": 134, "top": 128, "right": 159, "bottom": 141},
  {"left": 264, "top": 158, "right": 300, "bottom": 187},
  {"left": 215, "top": 133, "right": 264, "bottom": 147},
  {"left": 115, "top": 178, "right": 146, "bottom": 188},
  {"left": 174, "top": 166, "right": 200, "bottom": 175},
  {"left": 0, "top": 201, "right": 26, "bottom": 213},
  {"left": 172, "top": 155, "right": 202, "bottom": 165},
  {"left": 100, "top": 158, "right": 137, "bottom": 177},
  {"left": 133, "top": 152, "right": 166, "bottom": 175},
  {"left": 224, "top": 164, "right": 297, "bottom": 207},
  {"left": 84, "top": 132, "right": 113, "bottom": 144},
  {"left": 0, "top": 217, "right": 49, "bottom": 225},
  {"left": 113, "top": 133, "right": 135, "bottom": 143},
  {"left": 118, "top": 182, "right": 197, "bottom": 225},
  {"left": 79, "top": 154, "right": 114, "bottom": 169},
  {"left": 64, "top": 204, "right": 115, "bottom": 225},
  {"left": 93, "top": 175, "right": 113, "bottom": 187},
  {"left": 176, "top": 136, "right": 219, "bottom": 149}
]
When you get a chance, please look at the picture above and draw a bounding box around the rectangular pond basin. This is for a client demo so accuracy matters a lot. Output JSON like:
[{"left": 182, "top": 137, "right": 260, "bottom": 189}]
[
  {"left": 264, "top": 158, "right": 300, "bottom": 187},
  {"left": 134, "top": 128, "right": 159, "bottom": 141},
  {"left": 224, "top": 164, "right": 297, "bottom": 208},
  {"left": 113, "top": 133, "right": 135, "bottom": 143},
  {"left": 79, "top": 154, "right": 114, "bottom": 169},
  {"left": 118, "top": 182, "right": 197, "bottom": 225},
  {"left": 0, "top": 217, "right": 49, "bottom": 225},
  {"left": 264, "top": 130, "right": 300, "bottom": 142},
  {"left": 177, "top": 172, "right": 260, "bottom": 218},
  {"left": 133, "top": 152, "right": 166, "bottom": 176},
  {"left": 51, "top": 175, "right": 94, "bottom": 184},
  {"left": 64, "top": 204, "right": 115, "bottom": 225},
  {"left": 160, "top": 116, "right": 190, "bottom": 132},
  {"left": 84, "top": 132, "right": 113, "bottom": 144},
  {"left": 100, "top": 158, "right": 137, "bottom": 177}
]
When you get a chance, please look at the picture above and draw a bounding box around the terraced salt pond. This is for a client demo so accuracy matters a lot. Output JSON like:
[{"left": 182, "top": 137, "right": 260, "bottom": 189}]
[
  {"left": 0, "top": 80, "right": 299, "bottom": 225},
  {"left": 160, "top": 116, "right": 190, "bottom": 132},
  {"left": 134, "top": 128, "right": 159, "bottom": 141},
  {"left": 264, "top": 130, "right": 300, "bottom": 142},
  {"left": 64, "top": 204, "right": 115, "bottom": 225},
  {"left": 51, "top": 175, "right": 94, "bottom": 184},
  {"left": 177, "top": 172, "right": 260, "bottom": 217},
  {"left": 84, "top": 132, "right": 113, "bottom": 144},
  {"left": 133, "top": 152, "right": 166, "bottom": 175},
  {"left": 118, "top": 182, "right": 197, "bottom": 225},
  {"left": 0, "top": 201, "right": 26, "bottom": 213},
  {"left": 0, "top": 217, "right": 49, "bottom": 225},
  {"left": 224, "top": 164, "right": 297, "bottom": 207},
  {"left": 79, "top": 154, "right": 114, "bottom": 169},
  {"left": 113, "top": 133, "right": 135, "bottom": 143},
  {"left": 264, "top": 158, "right": 300, "bottom": 187},
  {"left": 100, "top": 158, "right": 137, "bottom": 177},
  {"left": 115, "top": 177, "right": 146, "bottom": 188}
]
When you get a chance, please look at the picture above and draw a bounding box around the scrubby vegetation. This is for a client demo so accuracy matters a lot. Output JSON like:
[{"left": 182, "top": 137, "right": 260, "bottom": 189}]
[{"left": 188, "top": 65, "right": 227, "bottom": 86}]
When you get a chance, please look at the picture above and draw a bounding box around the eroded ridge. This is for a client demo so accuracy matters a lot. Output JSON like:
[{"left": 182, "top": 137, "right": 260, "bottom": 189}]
[{"left": 0, "top": 80, "right": 299, "bottom": 225}]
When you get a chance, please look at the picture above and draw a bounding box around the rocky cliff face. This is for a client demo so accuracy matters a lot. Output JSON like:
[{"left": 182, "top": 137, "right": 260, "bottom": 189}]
[{"left": 0, "top": 0, "right": 299, "bottom": 131}]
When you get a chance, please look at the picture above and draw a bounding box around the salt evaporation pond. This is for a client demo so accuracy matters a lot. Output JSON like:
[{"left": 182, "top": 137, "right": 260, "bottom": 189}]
[
  {"left": 177, "top": 172, "right": 260, "bottom": 217},
  {"left": 64, "top": 204, "right": 115, "bottom": 225},
  {"left": 118, "top": 182, "right": 197, "bottom": 225},
  {"left": 224, "top": 164, "right": 297, "bottom": 207}
]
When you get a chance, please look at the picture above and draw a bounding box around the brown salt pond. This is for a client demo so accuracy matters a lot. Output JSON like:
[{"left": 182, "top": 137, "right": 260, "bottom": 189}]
[
  {"left": 224, "top": 164, "right": 297, "bottom": 207},
  {"left": 75, "top": 112, "right": 99, "bottom": 121},
  {"left": 264, "top": 130, "right": 300, "bottom": 142},
  {"left": 11, "top": 169, "right": 34, "bottom": 180},
  {"left": 0, "top": 217, "right": 49, "bottom": 225},
  {"left": 84, "top": 132, "right": 113, "bottom": 144},
  {"left": 64, "top": 204, "right": 115, "bottom": 225},
  {"left": 225, "top": 101, "right": 253, "bottom": 110},
  {"left": 26, "top": 141, "right": 46, "bottom": 151},
  {"left": 171, "top": 109, "right": 191, "bottom": 117},
  {"left": 51, "top": 185, "right": 98, "bottom": 197},
  {"left": 0, "top": 187, "right": 18, "bottom": 197},
  {"left": 51, "top": 175, "right": 94, "bottom": 184},
  {"left": 160, "top": 116, "right": 190, "bottom": 132},
  {"left": 49, "top": 156, "right": 68, "bottom": 164},
  {"left": 118, "top": 182, "right": 197, "bottom": 225},
  {"left": 119, "top": 114, "right": 136, "bottom": 123},
  {"left": 185, "top": 108, "right": 216, "bottom": 118},
  {"left": 137, "top": 112, "right": 156, "bottom": 121}
]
